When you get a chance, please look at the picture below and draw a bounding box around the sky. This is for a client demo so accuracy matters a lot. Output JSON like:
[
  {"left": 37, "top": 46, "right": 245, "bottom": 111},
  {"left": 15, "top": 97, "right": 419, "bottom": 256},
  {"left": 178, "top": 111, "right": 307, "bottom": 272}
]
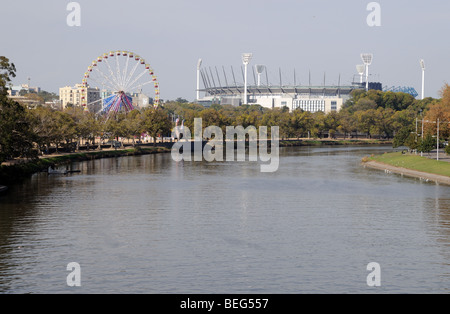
[{"left": 1, "top": 0, "right": 449, "bottom": 101}]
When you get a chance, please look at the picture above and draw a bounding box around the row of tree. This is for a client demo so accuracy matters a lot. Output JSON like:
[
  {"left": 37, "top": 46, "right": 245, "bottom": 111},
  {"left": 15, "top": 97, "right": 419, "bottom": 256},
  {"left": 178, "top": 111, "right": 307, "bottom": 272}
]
[
  {"left": 391, "top": 85, "right": 450, "bottom": 154},
  {"left": 161, "top": 87, "right": 449, "bottom": 143},
  {"left": 1, "top": 56, "right": 450, "bottom": 163}
]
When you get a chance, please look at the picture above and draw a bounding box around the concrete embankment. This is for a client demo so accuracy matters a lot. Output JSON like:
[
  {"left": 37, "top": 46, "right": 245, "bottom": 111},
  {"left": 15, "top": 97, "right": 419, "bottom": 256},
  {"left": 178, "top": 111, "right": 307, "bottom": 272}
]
[{"left": 363, "top": 160, "right": 450, "bottom": 186}]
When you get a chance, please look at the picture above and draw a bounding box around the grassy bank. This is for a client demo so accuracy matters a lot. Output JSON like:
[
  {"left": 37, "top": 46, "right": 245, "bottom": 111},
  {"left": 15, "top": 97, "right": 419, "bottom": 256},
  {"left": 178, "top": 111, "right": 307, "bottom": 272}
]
[
  {"left": 365, "top": 152, "right": 450, "bottom": 177},
  {"left": 0, "top": 146, "right": 170, "bottom": 185}
]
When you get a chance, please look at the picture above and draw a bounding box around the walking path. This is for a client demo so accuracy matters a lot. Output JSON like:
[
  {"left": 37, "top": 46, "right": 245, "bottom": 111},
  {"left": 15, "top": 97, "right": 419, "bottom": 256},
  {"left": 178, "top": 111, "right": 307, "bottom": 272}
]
[
  {"left": 422, "top": 150, "right": 450, "bottom": 163},
  {"left": 364, "top": 160, "right": 450, "bottom": 185}
]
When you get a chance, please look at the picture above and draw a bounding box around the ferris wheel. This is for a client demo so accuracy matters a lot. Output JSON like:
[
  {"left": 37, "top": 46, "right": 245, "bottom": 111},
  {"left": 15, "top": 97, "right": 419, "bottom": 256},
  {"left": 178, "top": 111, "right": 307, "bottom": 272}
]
[{"left": 81, "top": 50, "right": 160, "bottom": 115}]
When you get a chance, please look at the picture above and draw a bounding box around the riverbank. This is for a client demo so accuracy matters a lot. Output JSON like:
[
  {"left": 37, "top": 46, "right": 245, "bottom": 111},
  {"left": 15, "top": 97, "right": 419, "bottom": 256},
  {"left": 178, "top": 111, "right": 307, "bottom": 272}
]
[
  {"left": 362, "top": 152, "right": 450, "bottom": 185},
  {"left": 280, "top": 138, "right": 392, "bottom": 147},
  {"left": 0, "top": 146, "right": 170, "bottom": 185},
  {"left": 0, "top": 138, "right": 391, "bottom": 186}
]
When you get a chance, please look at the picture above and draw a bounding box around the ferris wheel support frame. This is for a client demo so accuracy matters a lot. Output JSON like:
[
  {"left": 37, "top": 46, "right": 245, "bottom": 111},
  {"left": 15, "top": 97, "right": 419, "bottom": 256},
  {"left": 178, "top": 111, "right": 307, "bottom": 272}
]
[{"left": 81, "top": 50, "right": 160, "bottom": 115}]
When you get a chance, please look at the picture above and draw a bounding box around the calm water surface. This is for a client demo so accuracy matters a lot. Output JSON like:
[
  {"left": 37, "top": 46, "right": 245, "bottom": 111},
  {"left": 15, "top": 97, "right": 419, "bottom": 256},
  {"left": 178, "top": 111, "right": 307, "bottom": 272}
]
[{"left": 0, "top": 145, "right": 449, "bottom": 293}]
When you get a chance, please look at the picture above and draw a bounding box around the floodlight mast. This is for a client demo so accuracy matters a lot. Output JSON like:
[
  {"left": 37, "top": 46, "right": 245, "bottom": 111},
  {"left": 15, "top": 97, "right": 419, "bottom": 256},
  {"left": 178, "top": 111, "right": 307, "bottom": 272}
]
[
  {"left": 361, "top": 53, "right": 373, "bottom": 91},
  {"left": 197, "top": 59, "right": 202, "bottom": 100},
  {"left": 242, "top": 53, "right": 253, "bottom": 104},
  {"left": 356, "top": 65, "right": 365, "bottom": 84},
  {"left": 255, "top": 65, "right": 265, "bottom": 86},
  {"left": 420, "top": 59, "right": 425, "bottom": 100}
]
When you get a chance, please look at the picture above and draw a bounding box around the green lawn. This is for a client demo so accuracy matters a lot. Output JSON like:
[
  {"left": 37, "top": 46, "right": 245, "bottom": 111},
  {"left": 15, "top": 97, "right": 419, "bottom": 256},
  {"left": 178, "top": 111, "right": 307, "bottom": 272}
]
[{"left": 369, "top": 152, "right": 450, "bottom": 177}]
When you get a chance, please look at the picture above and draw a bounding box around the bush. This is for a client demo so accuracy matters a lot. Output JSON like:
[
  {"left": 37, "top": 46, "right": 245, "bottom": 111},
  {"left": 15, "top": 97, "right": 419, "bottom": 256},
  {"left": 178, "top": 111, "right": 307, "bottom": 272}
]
[
  {"left": 418, "top": 134, "right": 435, "bottom": 154},
  {"left": 446, "top": 143, "right": 450, "bottom": 155}
]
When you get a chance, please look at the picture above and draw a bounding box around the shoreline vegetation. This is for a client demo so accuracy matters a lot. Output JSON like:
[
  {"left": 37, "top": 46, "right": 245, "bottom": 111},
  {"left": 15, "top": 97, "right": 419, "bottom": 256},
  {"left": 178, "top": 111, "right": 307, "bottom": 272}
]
[
  {"left": 1, "top": 55, "right": 449, "bottom": 191},
  {"left": 362, "top": 152, "right": 450, "bottom": 185},
  {"left": 0, "top": 138, "right": 391, "bottom": 185},
  {"left": 0, "top": 145, "right": 170, "bottom": 185}
]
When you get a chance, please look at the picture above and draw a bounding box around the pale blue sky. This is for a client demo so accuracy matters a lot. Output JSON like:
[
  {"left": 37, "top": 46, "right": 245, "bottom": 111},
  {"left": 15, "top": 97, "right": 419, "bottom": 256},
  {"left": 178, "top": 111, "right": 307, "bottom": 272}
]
[{"left": 1, "top": 0, "right": 449, "bottom": 100}]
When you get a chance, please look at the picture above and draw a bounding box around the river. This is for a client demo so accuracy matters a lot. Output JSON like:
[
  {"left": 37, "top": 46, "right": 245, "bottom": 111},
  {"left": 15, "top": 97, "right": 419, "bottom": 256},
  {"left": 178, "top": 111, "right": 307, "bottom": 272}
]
[{"left": 0, "top": 145, "right": 449, "bottom": 294}]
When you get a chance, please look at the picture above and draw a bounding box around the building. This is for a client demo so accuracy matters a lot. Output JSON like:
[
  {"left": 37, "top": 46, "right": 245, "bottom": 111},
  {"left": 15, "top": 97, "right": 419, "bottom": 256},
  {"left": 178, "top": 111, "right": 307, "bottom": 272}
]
[
  {"left": 7, "top": 84, "right": 41, "bottom": 96},
  {"left": 132, "top": 92, "right": 152, "bottom": 108},
  {"left": 197, "top": 83, "right": 361, "bottom": 113},
  {"left": 59, "top": 84, "right": 101, "bottom": 112},
  {"left": 6, "top": 95, "right": 41, "bottom": 109},
  {"left": 195, "top": 61, "right": 367, "bottom": 112}
]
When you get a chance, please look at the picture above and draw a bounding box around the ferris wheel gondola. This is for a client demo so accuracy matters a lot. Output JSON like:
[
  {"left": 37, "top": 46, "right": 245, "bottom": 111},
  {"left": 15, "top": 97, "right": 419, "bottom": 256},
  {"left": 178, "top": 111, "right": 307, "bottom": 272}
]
[{"left": 81, "top": 50, "right": 160, "bottom": 116}]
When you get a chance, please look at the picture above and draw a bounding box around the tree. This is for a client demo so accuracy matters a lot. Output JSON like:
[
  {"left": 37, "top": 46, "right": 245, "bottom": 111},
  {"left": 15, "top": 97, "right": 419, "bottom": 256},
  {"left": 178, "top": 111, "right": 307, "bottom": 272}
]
[
  {"left": 52, "top": 111, "right": 77, "bottom": 152},
  {"left": 175, "top": 97, "right": 189, "bottom": 103},
  {"left": 260, "top": 108, "right": 291, "bottom": 139},
  {"left": 441, "top": 83, "right": 450, "bottom": 108},
  {"left": 28, "top": 106, "right": 58, "bottom": 154},
  {"left": 310, "top": 112, "right": 326, "bottom": 138},
  {"left": 105, "top": 113, "right": 127, "bottom": 147},
  {"left": 355, "top": 98, "right": 377, "bottom": 111},
  {"left": 422, "top": 85, "right": 450, "bottom": 141},
  {"left": 393, "top": 126, "right": 415, "bottom": 149},
  {"left": 394, "top": 92, "right": 415, "bottom": 111},
  {"left": 337, "top": 109, "right": 355, "bottom": 139},
  {"left": 200, "top": 108, "right": 222, "bottom": 130},
  {"left": 366, "top": 90, "right": 383, "bottom": 107},
  {"left": 323, "top": 111, "right": 340, "bottom": 139},
  {"left": 391, "top": 109, "right": 416, "bottom": 135},
  {"left": 0, "top": 56, "right": 16, "bottom": 96},
  {"left": 418, "top": 134, "right": 435, "bottom": 156},
  {"left": 0, "top": 56, "right": 36, "bottom": 162},
  {"left": 125, "top": 110, "right": 144, "bottom": 146},
  {"left": 141, "top": 107, "right": 172, "bottom": 146},
  {"left": 354, "top": 109, "right": 376, "bottom": 138},
  {"left": 23, "top": 93, "right": 44, "bottom": 104},
  {"left": 381, "top": 91, "right": 398, "bottom": 110},
  {"left": 75, "top": 110, "right": 101, "bottom": 149},
  {"left": 372, "top": 107, "right": 395, "bottom": 138},
  {"left": 290, "top": 110, "right": 307, "bottom": 139},
  {"left": 0, "top": 98, "right": 36, "bottom": 161}
]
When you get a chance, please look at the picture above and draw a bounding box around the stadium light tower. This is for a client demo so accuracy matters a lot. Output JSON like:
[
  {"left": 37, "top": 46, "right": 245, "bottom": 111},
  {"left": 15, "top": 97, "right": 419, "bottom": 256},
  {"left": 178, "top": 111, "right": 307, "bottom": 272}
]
[
  {"left": 356, "top": 64, "right": 365, "bottom": 84},
  {"left": 361, "top": 53, "right": 373, "bottom": 91},
  {"left": 255, "top": 65, "right": 265, "bottom": 86},
  {"left": 242, "top": 53, "right": 253, "bottom": 104},
  {"left": 420, "top": 59, "right": 425, "bottom": 100},
  {"left": 197, "top": 58, "right": 202, "bottom": 100}
]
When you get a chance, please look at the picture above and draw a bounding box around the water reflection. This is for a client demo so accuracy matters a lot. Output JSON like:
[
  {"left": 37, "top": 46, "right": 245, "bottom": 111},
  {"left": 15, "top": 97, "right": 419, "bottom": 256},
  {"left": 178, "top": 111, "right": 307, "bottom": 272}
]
[
  {"left": 0, "top": 145, "right": 449, "bottom": 293},
  {"left": 424, "top": 188, "right": 450, "bottom": 263}
]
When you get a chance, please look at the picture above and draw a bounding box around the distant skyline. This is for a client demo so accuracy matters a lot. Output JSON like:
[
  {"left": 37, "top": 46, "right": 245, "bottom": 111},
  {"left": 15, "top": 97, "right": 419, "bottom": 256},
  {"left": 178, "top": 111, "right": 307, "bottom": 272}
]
[{"left": 1, "top": 0, "right": 449, "bottom": 101}]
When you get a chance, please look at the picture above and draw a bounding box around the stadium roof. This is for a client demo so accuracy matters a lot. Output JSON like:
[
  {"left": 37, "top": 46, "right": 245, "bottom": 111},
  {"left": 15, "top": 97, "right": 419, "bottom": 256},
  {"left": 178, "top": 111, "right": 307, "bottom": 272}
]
[{"left": 200, "top": 84, "right": 364, "bottom": 97}]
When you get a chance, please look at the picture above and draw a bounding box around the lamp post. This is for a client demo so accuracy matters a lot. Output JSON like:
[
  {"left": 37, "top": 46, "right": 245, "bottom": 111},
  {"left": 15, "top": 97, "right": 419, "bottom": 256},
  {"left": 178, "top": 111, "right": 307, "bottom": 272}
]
[
  {"left": 432, "top": 119, "right": 442, "bottom": 161},
  {"left": 421, "top": 119, "right": 449, "bottom": 160},
  {"left": 420, "top": 59, "right": 425, "bottom": 100},
  {"left": 361, "top": 53, "right": 373, "bottom": 91},
  {"left": 436, "top": 119, "right": 450, "bottom": 161},
  {"left": 242, "top": 53, "right": 253, "bottom": 104}
]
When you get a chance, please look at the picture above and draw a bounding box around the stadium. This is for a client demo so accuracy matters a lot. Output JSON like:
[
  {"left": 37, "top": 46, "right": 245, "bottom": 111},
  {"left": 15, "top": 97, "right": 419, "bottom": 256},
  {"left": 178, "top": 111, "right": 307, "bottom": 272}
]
[{"left": 195, "top": 54, "right": 418, "bottom": 113}]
